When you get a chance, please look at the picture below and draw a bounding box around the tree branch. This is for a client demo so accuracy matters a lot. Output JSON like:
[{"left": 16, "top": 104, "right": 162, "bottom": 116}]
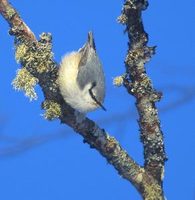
[
  {"left": 0, "top": 0, "right": 147, "bottom": 195},
  {"left": 0, "top": 0, "right": 36, "bottom": 41},
  {"left": 118, "top": 0, "right": 167, "bottom": 199}
]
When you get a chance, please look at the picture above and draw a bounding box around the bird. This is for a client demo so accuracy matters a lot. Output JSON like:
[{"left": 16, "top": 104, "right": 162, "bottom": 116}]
[{"left": 58, "top": 31, "right": 106, "bottom": 113}]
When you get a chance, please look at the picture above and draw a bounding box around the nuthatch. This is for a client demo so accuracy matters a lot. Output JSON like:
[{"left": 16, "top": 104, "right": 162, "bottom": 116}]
[{"left": 58, "top": 32, "right": 106, "bottom": 113}]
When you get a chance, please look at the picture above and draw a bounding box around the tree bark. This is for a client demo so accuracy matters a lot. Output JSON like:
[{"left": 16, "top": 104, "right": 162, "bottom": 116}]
[{"left": 0, "top": 0, "right": 167, "bottom": 199}]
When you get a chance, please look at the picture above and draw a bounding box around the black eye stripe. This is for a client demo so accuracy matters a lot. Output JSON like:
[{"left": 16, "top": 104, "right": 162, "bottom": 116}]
[
  {"left": 89, "top": 83, "right": 106, "bottom": 111},
  {"left": 92, "top": 82, "right": 96, "bottom": 87}
]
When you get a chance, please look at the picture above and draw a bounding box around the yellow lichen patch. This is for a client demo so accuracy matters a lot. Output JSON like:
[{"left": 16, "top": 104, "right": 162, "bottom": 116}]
[
  {"left": 42, "top": 100, "right": 61, "bottom": 120},
  {"left": 141, "top": 75, "right": 151, "bottom": 88},
  {"left": 134, "top": 168, "right": 145, "bottom": 183},
  {"left": 15, "top": 43, "right": 28, "bottom": 63},
  {"left": 15, "top": 33, "right": 54, "bottom": 75},
  {"left": 113, "top": 76, "right": 124, "bottom": 87},
  {"left": 12, "top": 68, "right": 38, "bottom": 101},
  {"left": 36, "top": 60, "right": 51, "bottom": 74},
  {"left": 7, "top": 7, "right": 16, "bottom": 19},
  {"left": 144, "top": 183, "right": 163, "bottom": 200},
  {"left": 117, "top": 14, "right": 128, "bottom": 24}
]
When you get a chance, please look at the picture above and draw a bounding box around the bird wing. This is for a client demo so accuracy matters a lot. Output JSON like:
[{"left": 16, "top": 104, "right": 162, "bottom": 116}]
[{"left": 77, "top": 49, "right": 100, "bottom": 90}]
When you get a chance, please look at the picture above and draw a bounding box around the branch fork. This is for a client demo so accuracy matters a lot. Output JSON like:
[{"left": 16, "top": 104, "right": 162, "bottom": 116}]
[{"left": 0, "top": 0, "right": 167, "bottom": 199}]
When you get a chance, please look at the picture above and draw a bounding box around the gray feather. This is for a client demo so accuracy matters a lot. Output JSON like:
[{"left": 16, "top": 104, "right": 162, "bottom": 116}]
[{"left": 77, "top": 32, "right": 105, "bottom": 103}]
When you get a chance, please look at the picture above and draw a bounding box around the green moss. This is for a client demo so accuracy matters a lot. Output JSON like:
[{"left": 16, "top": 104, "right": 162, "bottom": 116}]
[
  {"left": 12, "top": 68, "right": 38, "bottom": 101},
  {"left": 42, "top": 100, "right": 61, "bottom": 120}
]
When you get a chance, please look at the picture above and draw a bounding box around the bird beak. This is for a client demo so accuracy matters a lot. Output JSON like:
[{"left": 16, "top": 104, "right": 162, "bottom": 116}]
[{"left": 87, "top": 31, "right": 96, "bottom": 51}]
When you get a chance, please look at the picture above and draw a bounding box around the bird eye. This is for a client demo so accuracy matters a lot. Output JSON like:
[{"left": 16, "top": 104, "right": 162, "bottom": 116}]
[{"left": 92, "top": 82, "right": 96, "bottom": 87}]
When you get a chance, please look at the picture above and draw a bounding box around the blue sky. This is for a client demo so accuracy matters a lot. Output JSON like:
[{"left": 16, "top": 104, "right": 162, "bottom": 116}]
[{"left": 0, "top": 0, "right": 195, "bottom": 199}]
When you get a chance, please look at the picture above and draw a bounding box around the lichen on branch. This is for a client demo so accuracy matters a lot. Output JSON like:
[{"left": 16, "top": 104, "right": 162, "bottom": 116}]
[
  {"left": 0, "top": 0, "right": 167, "bottom": 199},
  {"left": 13, "top": 32, "right": 58, "bottom": 105},
  {"left": 42, "top": 100, "right": 61, "bottom": 120},
  {"left": 117, "top": 0, "right": 167, "bottom": 199},
  {"left": 12, "top": 68, "right": 38, "bottom": 101},
  {"left": 14, "top": 32, "right": 55, "bottom": 75},
  {"left": 113, "top": 75, "right": 124, "bottom": 87},
  {"left": 0, "top": 1, "right": 145, "bottom": 196}
]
